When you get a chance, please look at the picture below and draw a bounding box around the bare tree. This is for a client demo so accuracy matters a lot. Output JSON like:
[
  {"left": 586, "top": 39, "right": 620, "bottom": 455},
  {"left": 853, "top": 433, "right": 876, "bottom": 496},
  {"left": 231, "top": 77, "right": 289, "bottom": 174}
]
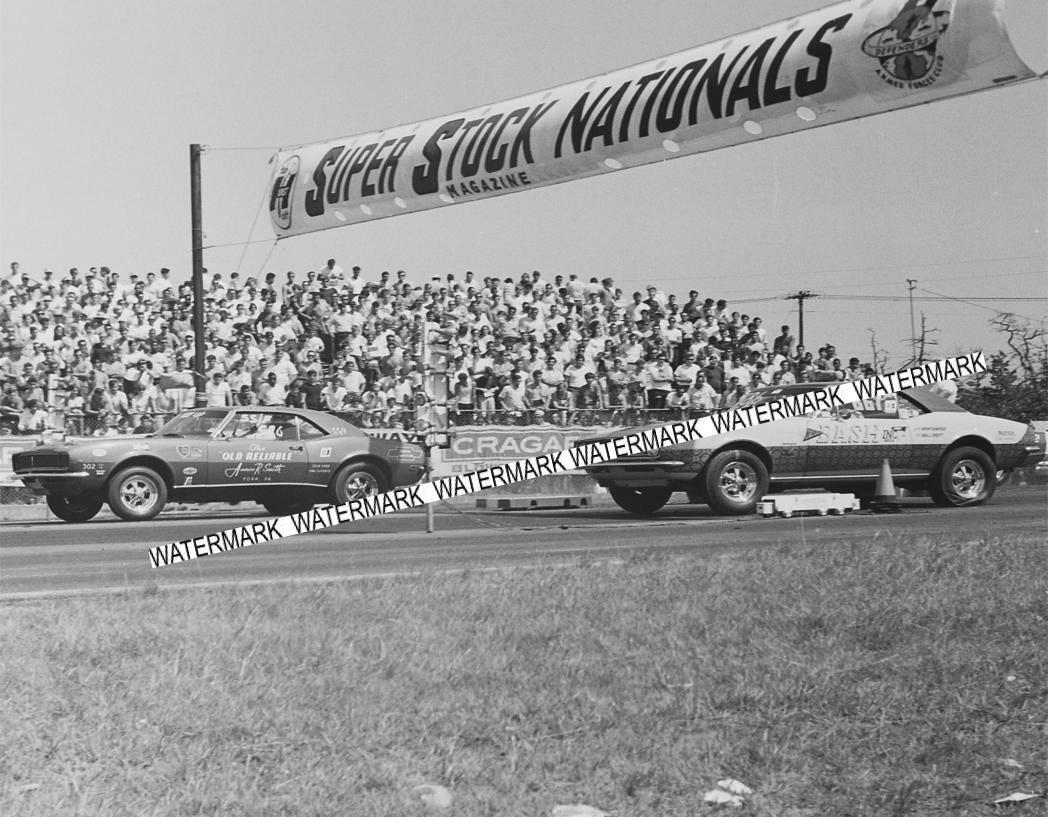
[
  {"left": 957, "top": 314, "right": 1048, "bottom": 422},
  {"left": 867, "top": 328, "right": 889, "bottom": 373},
  {"left": 915, "top": 313, "right": 939, "bottom": 364},
  {"left": 990, "top": 313, "right": 1048, "bottom": 383}
]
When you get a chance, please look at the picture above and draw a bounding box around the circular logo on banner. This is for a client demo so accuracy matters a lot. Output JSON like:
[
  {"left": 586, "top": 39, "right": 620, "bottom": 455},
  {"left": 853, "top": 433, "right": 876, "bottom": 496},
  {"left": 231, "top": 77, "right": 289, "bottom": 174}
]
[
  {"left": 862, "top": 1, "right": 951, "bottom": 86},
  {"left": 270, "top": 155, "right": 300, "bottom": 231}
]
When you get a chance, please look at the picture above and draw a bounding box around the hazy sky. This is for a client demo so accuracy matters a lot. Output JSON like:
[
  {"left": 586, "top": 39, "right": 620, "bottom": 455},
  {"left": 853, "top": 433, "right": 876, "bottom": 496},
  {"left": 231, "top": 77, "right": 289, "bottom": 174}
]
[{"left": 2, "top": 0, "right": 1045, "bottom": 366}]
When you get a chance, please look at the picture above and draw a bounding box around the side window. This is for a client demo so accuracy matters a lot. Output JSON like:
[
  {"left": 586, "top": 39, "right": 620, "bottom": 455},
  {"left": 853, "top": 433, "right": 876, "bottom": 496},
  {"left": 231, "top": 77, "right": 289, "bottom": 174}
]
[
  {"left": 835, "top": 400, "right": 867, "bottom": 420},
  {"left": 897, "top": 394, "right": 926, "bottom": 420},
  {"left": 294, "top": 417, "right": 326, "bottom": 440},
  {"left": 857, "top": 394, "right": 900, "bottom": 419},
  {"left": 229, "top": 412, "right": 264, "bottom": 438},
  {"left": 266, "top": 413, "right": 300, "bottom": 442},
  {"left": 230, "top": 412, "right": 300, "bottom": 440}
]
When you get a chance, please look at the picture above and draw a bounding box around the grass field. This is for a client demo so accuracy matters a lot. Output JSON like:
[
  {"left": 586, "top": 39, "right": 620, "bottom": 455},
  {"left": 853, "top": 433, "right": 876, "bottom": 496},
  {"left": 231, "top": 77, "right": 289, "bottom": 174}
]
[{"left": 1, "top": 533, "right": 1045, "bottom": 816}]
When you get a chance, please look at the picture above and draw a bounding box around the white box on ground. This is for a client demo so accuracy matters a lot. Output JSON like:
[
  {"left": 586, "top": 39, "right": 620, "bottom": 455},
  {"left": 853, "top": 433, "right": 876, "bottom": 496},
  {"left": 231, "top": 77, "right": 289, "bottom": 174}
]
[{"left": 758, "top": 493, "right": 860, "bottom": 518}]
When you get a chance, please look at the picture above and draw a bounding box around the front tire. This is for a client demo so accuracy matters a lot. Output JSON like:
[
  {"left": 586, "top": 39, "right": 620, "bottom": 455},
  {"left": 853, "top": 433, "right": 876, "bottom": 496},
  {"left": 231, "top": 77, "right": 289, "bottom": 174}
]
[
  {"left": 929, "top": 446, "right": 996, "bottom": 507},
  {"left": 333, "top": 462, "right": 387, "bottom": 504},
  {"left": 107, "top": 465, "right": 168, "bottom": 521},
  {"left": 47, "top": 495, "right": 104, "bottom": 523},
  {"left": 704, "top": 449, "right": 769, "bottom": 515},
  {"left": 608, "top": 486, "right": 672, "bottom": 515}
]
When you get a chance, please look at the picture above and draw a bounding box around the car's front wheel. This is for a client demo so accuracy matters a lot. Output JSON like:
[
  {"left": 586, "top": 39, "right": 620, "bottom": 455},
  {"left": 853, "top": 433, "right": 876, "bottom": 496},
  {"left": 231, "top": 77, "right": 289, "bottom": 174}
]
[
  {"left": 107, "top": 465, "right": 168, "bottom": 521},
  {"left": 333, "top": 462, "right": 387, "bottom": 504},
  {"left": 47, "top": 494, "right": 104, "bottom": 523},
  {"left": 704, "top": 449, "right": 769, "bottom": 515},
  {"left": 262, "top": 499, "right": 315, "bottom": 517},
  {"left": 929, "top": 446, "right": 996, "bottom": 507},
  {"left": 608, "top": 486, "right": 672, "bottom": 515}
]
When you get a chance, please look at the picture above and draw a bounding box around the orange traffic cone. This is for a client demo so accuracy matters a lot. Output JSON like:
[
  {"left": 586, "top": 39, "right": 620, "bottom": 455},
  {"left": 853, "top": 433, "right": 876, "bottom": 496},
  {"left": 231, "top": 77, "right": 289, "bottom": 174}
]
[{"left": 869, "top": 458, "right": 901, "bottom": 512}]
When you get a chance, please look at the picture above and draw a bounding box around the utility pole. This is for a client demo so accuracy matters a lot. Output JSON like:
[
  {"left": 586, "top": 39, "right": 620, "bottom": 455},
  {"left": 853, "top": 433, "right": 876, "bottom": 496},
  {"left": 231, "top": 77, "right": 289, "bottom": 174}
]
[
  {"left": 784, "top": 290, "right": 818, "bottom": 349},
  {"left": 190, "top": 144, "right": 207, "bottom": 407},
  {"left": 906, "top": 279, "right": 917, "bottom": 365}
]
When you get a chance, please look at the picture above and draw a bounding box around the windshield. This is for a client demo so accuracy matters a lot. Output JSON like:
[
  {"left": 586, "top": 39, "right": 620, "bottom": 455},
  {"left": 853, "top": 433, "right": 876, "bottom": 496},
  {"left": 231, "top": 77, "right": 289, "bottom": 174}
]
[
  {"left": 733, "top": 385, "right": 824, "bottom": 410},
  {"left": 733, "top": 384, "right": 970, "bottom": 415},
  {"left": 156, "top": 409, "right": 231, "bottom": 437}
]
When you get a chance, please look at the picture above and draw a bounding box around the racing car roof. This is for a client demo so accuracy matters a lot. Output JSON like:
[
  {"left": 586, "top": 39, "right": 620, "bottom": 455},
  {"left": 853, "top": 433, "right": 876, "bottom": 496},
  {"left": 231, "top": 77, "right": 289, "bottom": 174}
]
[{"left": 747, "top": 383, "right": 967, "bottom": 414}]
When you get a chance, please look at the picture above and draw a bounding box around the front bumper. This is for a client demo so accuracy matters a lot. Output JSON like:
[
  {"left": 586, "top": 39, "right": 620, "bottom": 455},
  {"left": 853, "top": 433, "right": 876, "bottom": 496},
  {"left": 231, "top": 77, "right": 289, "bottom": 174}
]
[{"left": 17, "top": 472, "right": 97, "bottom": 496}]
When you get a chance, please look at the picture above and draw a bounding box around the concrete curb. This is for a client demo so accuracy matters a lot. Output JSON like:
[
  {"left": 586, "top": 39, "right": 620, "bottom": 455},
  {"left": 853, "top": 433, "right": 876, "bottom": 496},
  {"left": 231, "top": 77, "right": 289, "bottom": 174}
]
[{"left": 475, "top": 495, "right": 592, "bottom": 510}]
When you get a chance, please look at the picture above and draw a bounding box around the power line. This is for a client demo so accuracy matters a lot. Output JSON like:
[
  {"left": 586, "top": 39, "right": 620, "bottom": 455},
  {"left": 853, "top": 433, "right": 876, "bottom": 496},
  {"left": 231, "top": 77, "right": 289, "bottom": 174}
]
[
  {"left": 816, "top": 295, "right": 1048, "bottom": 301},
  {"left": 649, "top": 254, "right": 1046, "bottom": 283},
  {"left": 919, "top": 286, "right": 1045, "bottom": 323}
]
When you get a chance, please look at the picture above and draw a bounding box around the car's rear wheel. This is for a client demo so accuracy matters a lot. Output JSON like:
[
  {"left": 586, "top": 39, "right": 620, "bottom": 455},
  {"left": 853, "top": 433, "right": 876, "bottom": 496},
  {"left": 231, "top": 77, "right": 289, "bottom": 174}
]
[
  {"left": 47, "top": 494, "right": 104, "bottom": 523},
  {"left": 704, "top": 449, "right": 769, "bottom": 515},
  {"left": 333, "top": 462, "right": 387, "bottom": 504},
  {"left": 261, "top": 499, "right": 314, "bottom": 517},
  {"left": 929, "top": 446, "right": 996, "bottom": 507},
  {"left": 107, "top": 465, "right": 168, "bottom": 521},
  {"left": 608, "top": 486, "right": 672, "bottom": 515}
]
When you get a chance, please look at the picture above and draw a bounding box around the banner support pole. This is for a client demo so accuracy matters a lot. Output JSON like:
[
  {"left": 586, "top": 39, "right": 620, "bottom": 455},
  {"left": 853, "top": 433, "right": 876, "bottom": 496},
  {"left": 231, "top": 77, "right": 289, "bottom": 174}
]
[{"left": 190, "top": 144, "right": 207, "bottom": 407}]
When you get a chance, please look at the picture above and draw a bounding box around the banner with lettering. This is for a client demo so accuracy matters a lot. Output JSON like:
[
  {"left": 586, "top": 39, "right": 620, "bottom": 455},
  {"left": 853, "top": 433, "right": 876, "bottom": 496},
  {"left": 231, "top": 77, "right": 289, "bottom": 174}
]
[{"left": 268, "top": 0, "right": 1034, "bottom": 238}]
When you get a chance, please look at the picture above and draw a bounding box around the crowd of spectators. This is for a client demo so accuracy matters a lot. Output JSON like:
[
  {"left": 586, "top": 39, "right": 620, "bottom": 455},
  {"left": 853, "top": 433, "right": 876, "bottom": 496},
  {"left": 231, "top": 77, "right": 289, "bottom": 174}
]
[{"left": 0, "top": 259, "right": 878, "bottom": 434}]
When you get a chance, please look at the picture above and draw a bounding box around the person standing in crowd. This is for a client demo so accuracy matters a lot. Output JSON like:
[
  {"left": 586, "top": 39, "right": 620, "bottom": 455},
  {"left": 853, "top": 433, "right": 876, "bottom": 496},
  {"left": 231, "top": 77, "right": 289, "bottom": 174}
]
[
  {"left": 235, "top": 384, "right": 257, "bottom": 406},
  {"left": 18, "top": 398, "right": 49, "bottom": 433},
  {"left": 645, "top": 351, "right": 674, "bottom": 410},
  {"left": 285, "top": 379, "right": 307, "bottom": 409},
  {"left": 82, "top": 386, "right": 107, "bottom": 434},
  {"left": 258, "top": 373, "right": 287, "bottom": 407},
  {"left": 102, "top": 377, "right": 130, "bottom": 419},
  {"left": 564, "top": 354, "right": 593, "bottom": 409},
  {"left": 573, "top": 371, "right": 605, "bottom": 423},
  {"left": 525, "top": 369, "right": 552, "bottom": 421},
  {"left": 299, "top": 370, "right": 324, "bottom": 410},
  {"left": 498, "top": 372, "right": 529, "bottom": 423},
  {"left": 321, "top": 373, "right": 348, "bottom": 412},
  {"left": 205, "top": 371, "right": 232, "bottom": 407},
  {"left": 720, "top": 377, "right": 747, "bottom": 409},
  {"left": 451, "top": 372, "right": 476, "bottom": 425},
  {"left": 686, "top": 373, "right": 719, "bottom": 414},
  {"left": 673, "top": 351, "right": 702, "bottom": 390}
]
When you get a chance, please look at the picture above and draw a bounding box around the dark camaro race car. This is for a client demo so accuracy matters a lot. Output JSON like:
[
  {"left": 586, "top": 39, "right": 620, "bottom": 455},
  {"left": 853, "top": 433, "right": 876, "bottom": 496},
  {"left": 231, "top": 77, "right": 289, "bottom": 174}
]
[
  {"left": 578, "top": 384, "right": 1045, "bottom": 516},
  {"left": 12, "top": 406, "right": 426, "bottom": 522}
]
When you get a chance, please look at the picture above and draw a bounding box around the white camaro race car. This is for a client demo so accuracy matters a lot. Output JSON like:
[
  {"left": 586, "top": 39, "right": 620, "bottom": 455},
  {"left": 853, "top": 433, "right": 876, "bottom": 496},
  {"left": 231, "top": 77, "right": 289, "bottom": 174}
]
[{"left": 578, "top": 384, "right": 1045, "bottom": 515}]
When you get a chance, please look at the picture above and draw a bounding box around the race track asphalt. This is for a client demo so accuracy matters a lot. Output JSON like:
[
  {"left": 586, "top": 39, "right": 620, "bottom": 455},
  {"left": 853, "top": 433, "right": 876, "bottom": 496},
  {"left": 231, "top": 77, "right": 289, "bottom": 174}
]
[{"left": 1, "top": 488, "right": 1044, "bottom": 600}]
